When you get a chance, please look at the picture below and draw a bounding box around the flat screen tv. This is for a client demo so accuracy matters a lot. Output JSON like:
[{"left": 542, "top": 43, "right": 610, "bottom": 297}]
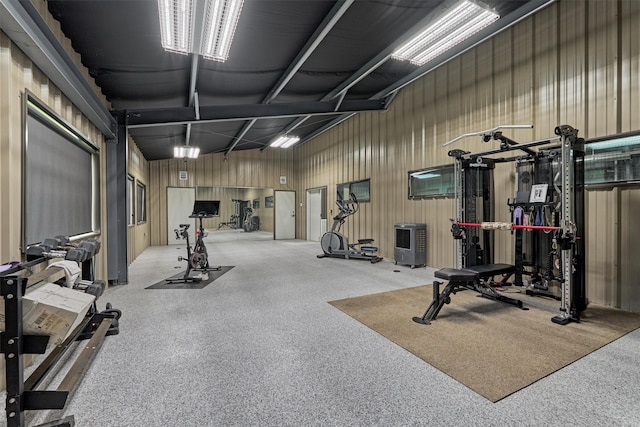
[{"left": 192, "top": 200, "right": 220, "bottom": 216}]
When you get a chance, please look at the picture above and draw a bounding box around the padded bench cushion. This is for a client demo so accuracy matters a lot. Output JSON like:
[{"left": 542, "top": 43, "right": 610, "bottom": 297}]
[
  {"left": 435, "top": 268, "right": 479, "bottom": 282},
  {"left": 463, "top": 263, "right": 515, "bottom": 277}
]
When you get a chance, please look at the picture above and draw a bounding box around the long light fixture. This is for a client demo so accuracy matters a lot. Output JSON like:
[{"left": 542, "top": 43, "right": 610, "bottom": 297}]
[
  {"left": 174, "top": 145, "right": 201, "bottom": 158},
  {"left": 201, "top": 0, "right": 245, "bottom": 61},
  {"left": 158, "top": 0, "right": 244, "bottom": 62},
  {"left": 158, "top": 0, "right": 194, "bottom": 55},
  {"left": 392, "top": 0, "right": 499, "bottom": 66},
  {"left": 270, "top": 135, "right": 300, "bottom": 149}
]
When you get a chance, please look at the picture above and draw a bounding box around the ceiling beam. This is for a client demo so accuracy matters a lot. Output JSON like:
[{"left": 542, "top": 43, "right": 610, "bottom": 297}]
[
  {"left": 184, "top": 0, "right": 207, "bottom": 148},
  {"left": 0, "top": 0, "right": 116, "bottom": 138},
  {"left": 223, "top": 0, "right": 355, "bottom": 156},
  {"left": 185, "top": 55, "right": 200, "bottom": 147},
  {"left": 262, "top": 0, "right": 501, "bottom": 151},
  {"left": 124, "top": 99, "right": 389, "bottom": 128},
  {"left": 261, "top": 0, "right": 355, "bottom": 104},
  {"left": 298, "top": 0, "right": 556, "bottom": 147}
]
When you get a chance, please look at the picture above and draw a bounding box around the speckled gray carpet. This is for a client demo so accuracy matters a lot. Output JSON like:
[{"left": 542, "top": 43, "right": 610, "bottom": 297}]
[{"left": 330, "top": 284, "right": 640, "bottom": 402}]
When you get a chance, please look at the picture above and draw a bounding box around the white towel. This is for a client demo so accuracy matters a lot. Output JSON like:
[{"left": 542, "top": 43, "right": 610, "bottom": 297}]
[{"left": 47, "top": 260, "right": 81, "bottom": 287}]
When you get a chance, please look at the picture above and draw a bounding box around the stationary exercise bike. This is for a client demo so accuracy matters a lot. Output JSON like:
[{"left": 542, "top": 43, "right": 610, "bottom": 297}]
[
  {"left": 317, "top": 193, "right": 382, "bottom": 263},
  {"left": 167, "top": 212, "right": 221, "bottom": 284}
]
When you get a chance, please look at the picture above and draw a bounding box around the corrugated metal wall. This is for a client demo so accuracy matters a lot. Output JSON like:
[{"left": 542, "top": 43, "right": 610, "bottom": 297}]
[
  {"left": 0, "top": 16, "right": 109, "bottom": 280},
  {"left": 293, "top": 0, "right": 640, "bottom": 311},
  {"left": 619, "top": 187, "right": 640, "bottom": 312},
  {"left": 4, "top": 0, "right": 638, "bottom": 311},
  {"left": 127, "top": 141, "right": 149, "bottom": 263}
]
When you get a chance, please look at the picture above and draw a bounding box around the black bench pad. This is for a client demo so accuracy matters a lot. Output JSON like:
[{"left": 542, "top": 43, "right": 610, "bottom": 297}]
[
  {"left": 435, "top": 268, "right": 479, "bottom": 282},
  {"left": 463, "top": 263, "right": 515, "bottom": 277}
]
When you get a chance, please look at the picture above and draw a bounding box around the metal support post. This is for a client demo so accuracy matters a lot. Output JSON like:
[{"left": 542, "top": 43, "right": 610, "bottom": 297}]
[{"left": 552, "top": 125, "right": 579, "bottom": 325}]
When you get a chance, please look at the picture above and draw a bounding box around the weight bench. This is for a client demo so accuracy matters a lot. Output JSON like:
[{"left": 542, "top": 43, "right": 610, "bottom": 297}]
[{"left": 412, "top": 263, "right": 523, "bottom": 325}]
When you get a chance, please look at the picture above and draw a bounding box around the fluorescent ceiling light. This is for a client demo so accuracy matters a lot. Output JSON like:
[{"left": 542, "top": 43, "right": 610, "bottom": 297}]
[
  {"left": 201, "top": 0, "right": 245, "bottom": 61},
  {"left": 174, "top": 145, "right": 201, "bottom": 158},
  {"left": 158, "top": 0, "right": 244, "bottom": 62},
  {"left": 270, "top": 135, "right": 300, "bottom": 148},
  {"left": 392, "top": 0, "right": 499, "bottom": 66},
  {"left": 158, "top": 0, "right": 193, "bottom": 55}
]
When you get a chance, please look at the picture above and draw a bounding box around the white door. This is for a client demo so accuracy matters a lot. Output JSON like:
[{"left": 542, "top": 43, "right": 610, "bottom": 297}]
[
  {"left": 306, "top": 189, "right": 322, "bottom": 241},
  {"left": 275, "top": 190, "right": 296, "bottom": 239},
  {"left": 167, "top": 187, "right": 195, "bottom": 245}
]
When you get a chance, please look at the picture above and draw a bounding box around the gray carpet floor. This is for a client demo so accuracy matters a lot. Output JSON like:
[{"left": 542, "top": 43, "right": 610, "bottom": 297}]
[{"left": 16, "top": 236, "right": 640, "bottom": 426}]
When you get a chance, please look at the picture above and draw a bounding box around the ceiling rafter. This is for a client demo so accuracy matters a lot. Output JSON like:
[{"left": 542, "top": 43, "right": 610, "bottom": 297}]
[
  {"left": 298, "top": 0, "right": 556, "bottom": 147},
  {"left": 124, "top": 98, "right": 389, "bottom": 128},
  {"left": 223, "top": 0, "right": 356, "bottom": 157}
]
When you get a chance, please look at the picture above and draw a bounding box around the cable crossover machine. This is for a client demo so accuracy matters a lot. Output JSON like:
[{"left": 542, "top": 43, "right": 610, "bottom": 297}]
[{"left": 413, "top": 124, "right": 586, "bottom": 326}]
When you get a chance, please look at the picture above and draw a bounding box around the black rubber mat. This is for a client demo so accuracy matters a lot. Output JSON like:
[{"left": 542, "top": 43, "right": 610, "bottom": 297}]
[{"left": 146, "top": 266, "right": 234, "bottom": 289}]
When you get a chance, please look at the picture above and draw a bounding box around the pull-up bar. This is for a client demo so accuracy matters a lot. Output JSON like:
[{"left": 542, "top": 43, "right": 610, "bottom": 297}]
[{"left": 456, "top": 221, "right": 560, "bottom": 231}]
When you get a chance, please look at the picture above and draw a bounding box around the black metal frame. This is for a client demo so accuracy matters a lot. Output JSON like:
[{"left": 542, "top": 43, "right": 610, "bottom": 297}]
[
  {"left": 1, "top": 251, "right": 120, "bottom": 426},
  {"left": 413, "top": 264, "right": 522, "bottom": 325},
  {"left": 167, "top": 213, "right": 221, "bottom": 284},
  {"left": 417, "top": 125, "right": 586, "bottom": 325}
]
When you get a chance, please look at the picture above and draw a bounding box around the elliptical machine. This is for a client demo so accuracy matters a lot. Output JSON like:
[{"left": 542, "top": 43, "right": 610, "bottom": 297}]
[
  {"left": 317, "top": 193, "right": 382, "bottom": 263},
  {"left": 167, "top": 212, "right": 221, "bottom": 284}
]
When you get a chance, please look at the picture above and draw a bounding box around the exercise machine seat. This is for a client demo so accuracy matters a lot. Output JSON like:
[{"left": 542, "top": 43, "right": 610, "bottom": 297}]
[
  {"left": 464, "top": 263, "right": 515, "bottom": 277},
  {"left": 434, "top": 268, "right": 478, "bottom": 282},
  {"left": 414, "top": 264, "right": 522, "bottom": 325}
]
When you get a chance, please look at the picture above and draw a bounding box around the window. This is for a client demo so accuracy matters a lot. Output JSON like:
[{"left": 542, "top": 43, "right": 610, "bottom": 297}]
[
  {"left": 337, "top": 179, "right": 370, "bottom": 202},
  {"left": 136, "top": 181, "right": 146, "bottom": 223},
  {"left": 253, "top": 199, "right": 260, "bottom": 209},
  {"left": 408, "top": 164, "right": 456, "bottom": 198},
  {"left": 23, "top": 93, "right": 100, "bottom": 246},
  {"left": 584, "top": 132, "right": 640, "bottom": 185},
  {"left": 127, "top": 175, "right": 135, "bottom": 226},
  {"left": 265, "top": 196, "right": 274, "bottom": 208}
]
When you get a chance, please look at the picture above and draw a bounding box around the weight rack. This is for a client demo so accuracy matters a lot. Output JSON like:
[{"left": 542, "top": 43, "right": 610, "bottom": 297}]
[{"left": 1, "top": 251, "right": 118, "bottom": 426}]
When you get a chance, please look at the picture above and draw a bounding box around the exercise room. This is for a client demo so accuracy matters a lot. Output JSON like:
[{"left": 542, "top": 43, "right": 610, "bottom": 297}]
[{"left": 1, "top": 0, "right": 640, "bottom": 426}]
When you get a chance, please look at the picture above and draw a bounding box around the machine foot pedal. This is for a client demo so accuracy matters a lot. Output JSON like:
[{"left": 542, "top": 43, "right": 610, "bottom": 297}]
[
  {"left": 412, "top": 316, "right": 431, "bottom": 325},
  {"left": 551, "top": 315, "right": 573, "bottom": 325}
]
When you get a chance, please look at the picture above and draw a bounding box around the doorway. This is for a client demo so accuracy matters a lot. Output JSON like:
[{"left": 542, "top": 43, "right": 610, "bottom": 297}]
[
  {"left": 275, "top": 190, "right": 296, "bottom": 239},
  {"left": 306, "top": 187, "right": 326, "bottom": 241}
]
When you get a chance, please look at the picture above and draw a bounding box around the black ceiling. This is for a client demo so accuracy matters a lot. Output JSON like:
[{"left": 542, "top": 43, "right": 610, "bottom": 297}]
[{"left": 47, "top": 0, "right": 539, "bottom": 161}]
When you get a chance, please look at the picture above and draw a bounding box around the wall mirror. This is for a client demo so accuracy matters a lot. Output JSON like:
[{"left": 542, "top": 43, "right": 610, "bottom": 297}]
[{"left": 195, "top": 186, "right": 275, "bottom": 241}]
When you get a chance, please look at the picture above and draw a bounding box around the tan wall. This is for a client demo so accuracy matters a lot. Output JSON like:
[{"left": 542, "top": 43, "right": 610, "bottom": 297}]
[
  {"left": 293, "top": 1, "right": 640, "bottom": 311},
  {"left": 127, "top": 141, "right": 150, "bottom": 263},
  {"left": 148, "top": 149, "right": 293, "bottom": 246},
  {"left": 0, "top": 28, "right": 110, "bottom": 280},
  {"left": 5, "top": 0, "right": 640, "bottom": 312},
  {"left": 2, "top": 5, "right": 149, "bottom": 276}
]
